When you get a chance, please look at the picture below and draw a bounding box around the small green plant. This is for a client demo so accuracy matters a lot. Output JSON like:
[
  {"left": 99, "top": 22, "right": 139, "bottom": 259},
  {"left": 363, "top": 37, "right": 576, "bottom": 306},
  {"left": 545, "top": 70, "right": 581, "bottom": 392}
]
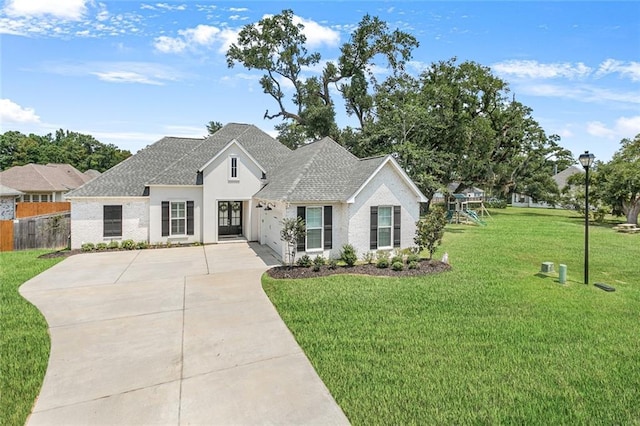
[
  {"left": 408, "top": 260, "right": 419, "bottom": 270},
  {"left": 297, "top": 254, "right": 312, "bottom": 267},
  {"left": 376, "top": 258, "right": 389, "bottom": 268},
  {"left": 81, "top": 242, "right": 95, "bottom": 252},
  {"left": 166, "top": 241, "right": 172, "bottom": 248},
  {"left": 328, "top": 258, "right": 338, "bottom": 269},
  {"left": 362, "top": 251, "right": 375, "bottom": 264},
  {"left": 280, "top": 217, "right": 306, "bottom": 268},
  {"left": 415, "top": 206, "right": 447, "bottom": 259},
  {"left": 376, "top": 251, "right": 390, "bottom": 261},
  {"left": 136, "top": 241, "right": 148, "bottom": 250},
  {"left": 339, "top": 244, "right": 358, "bottom": 266},
  {"left": 391, "top": 255, "right": 404, "bottom": 265},
  {"left": 121, "top": 239, "right": 136, "bottom": 250},
  {"left": 391, "top": 261, "right": 404, "bottom": 271},
  {"left": 407, "top": 253, "right": 421, "bottom": 263},
  {"left": 313, "top": 255, "right": 326, "bottom": 266},
  {"left": 96, "top": 242, "right": 108, "bottom": 251},
  {"left": 107, "top": 240, "right": 120, "bottom": 249}
]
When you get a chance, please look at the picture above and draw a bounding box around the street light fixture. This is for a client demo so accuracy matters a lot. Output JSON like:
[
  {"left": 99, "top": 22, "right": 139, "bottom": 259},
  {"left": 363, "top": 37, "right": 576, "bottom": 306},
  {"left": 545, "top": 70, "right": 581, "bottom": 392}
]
[{"left": 578, "top": 151, "right": 595, "bottom": 284}]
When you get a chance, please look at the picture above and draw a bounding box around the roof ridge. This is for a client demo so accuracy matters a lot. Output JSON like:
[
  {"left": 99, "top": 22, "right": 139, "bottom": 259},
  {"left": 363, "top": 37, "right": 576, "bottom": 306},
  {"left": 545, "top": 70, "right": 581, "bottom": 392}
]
[
  {"left": 282, "top": 141, "right": 325, "bottom": 199},
  {"left": 32, "top": 164, "right": 57, "bottom": 190},
  {"left": 145, "top": 136, "right": 209, "bottom": 184}
]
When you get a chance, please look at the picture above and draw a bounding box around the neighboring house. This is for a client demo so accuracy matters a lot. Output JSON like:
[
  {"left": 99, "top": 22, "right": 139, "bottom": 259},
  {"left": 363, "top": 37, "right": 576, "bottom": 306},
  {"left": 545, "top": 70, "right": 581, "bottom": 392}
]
[
  {"left": 67, "top": 123, "right": 428, "bottom": 261},
  {"left": 432, "top": 183, "right": 486, "bottom": 204},
  {"left": 511, "top": 166, "right": 583, "bottom": 208},
  {"left": 0, "top": 184, "right": 23, "bottom": 219},
  {"left": 0, "top": 163, "right": 98, "bottom": 202}
]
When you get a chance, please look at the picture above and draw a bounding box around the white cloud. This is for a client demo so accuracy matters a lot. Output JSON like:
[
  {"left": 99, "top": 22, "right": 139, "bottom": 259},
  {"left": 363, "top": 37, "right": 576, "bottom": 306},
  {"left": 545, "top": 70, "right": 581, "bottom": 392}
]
[
  {"left": 492, "top": 60, "right": 592, "bottom": 80},
  {"left": 0, "top": 99, "right": 41, "bottom": 124},
  {"left": 595, "top": 59, "right": 640, "bottom": 82},
  {"left": 586, "top": 116, "right": 640, "bottom": 139},
  {"left": 91, "top": 71, "right": 164, "bottom": 85},
  {"left": 229, "top": 8, "right": 248, "bottom": 12},
  {"left": 292, "top": 15, "right": 340, "bottom": 48},
  {"left": 516, "top": 83, "right": 640, "bottom": 105},
  {"left": 4, "top": 0, "right": 87, "bottom": 20},
  {"left": 154, "top": 24, "right": 238, "bottom": 54}
]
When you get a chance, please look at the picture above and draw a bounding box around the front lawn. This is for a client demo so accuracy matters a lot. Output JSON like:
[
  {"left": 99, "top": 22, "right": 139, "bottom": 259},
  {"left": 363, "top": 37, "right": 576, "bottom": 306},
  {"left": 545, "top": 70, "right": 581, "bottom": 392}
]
[
  {"left": 0, "top": 251, "right": 64, "bottom": 426},
  {"left": 263, "top": 208, "right": 640, "bottom": 424}
]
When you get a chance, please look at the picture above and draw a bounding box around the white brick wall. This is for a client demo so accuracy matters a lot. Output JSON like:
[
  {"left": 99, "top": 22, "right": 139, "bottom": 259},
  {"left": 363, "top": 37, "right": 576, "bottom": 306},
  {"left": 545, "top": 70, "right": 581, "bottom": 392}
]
[
  {"left": 70, "top": 198, "right": 149, "bottom": 248},
  {"left": 348, "top": 162, "right": 421, "bottom": 257}
]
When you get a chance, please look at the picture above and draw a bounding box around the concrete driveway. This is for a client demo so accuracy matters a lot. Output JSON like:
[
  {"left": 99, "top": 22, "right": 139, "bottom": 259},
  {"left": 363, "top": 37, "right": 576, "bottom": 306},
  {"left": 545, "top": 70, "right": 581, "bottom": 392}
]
[{"left": 20, "top": 242, "right": 349, "bottom": 425}]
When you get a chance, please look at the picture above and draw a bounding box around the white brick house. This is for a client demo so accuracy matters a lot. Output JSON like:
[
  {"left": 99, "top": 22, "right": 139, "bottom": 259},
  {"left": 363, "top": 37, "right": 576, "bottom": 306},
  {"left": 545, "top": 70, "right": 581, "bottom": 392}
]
[{"left": 66, "top": 123, "right": 427, "bottom": 261}]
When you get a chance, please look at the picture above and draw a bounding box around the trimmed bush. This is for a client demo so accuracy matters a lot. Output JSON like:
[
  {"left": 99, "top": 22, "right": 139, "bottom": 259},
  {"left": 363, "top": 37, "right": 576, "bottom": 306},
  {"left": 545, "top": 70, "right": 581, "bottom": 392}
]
[
  {"left": 81, "top": 243, "right": 95, "bottom": 252},
  {"left": 391, "top": 255, "right": 404, "bottom": 265},
  {"left": 408, "top": 260, "right": 419, "bottom": 270},
  {"left": 313, "top": 255, "right": 326, "bottom": 266},
  {"left": 392, "top": 261, "right": 404, "bottom": 271},
  {"left": 328, "top": 259, "right": 338, "bottom": 269},
  {"left": 297, "top": 255, "right": 312, "bottom": 267},
  {"left": 107, "top": 240, "right": 120, "bottom": 249},
  {"left": 121, "top": 239, "right": 136, "bottom": 250},
  {"left": 96, "top": 242, "right": 108, "bottom": 251},
  {"left": 407, "top": 253, "right": 421, "bottom": 263},
  {"left": 136, "top": 241, "right": 149, "bottom": 250},
  {"left": 340, "top": 244, "right": 358, "bottom": 267},
  {"left": 376, "top": 258, "right": 389, "bottom": 269}
]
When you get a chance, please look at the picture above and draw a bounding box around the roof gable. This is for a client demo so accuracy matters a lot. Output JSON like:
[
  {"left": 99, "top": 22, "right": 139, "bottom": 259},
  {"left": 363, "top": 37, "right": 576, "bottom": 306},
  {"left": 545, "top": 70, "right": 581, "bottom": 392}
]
[{"left": 198, "top": 139, "right": 265, "bottom": 174}]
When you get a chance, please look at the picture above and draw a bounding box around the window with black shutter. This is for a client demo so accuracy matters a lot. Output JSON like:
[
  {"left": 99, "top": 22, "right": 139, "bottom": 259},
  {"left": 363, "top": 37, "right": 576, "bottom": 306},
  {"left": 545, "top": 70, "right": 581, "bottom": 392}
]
[{"left": 103, "top": 205, "right": 122, "bottom": 237}]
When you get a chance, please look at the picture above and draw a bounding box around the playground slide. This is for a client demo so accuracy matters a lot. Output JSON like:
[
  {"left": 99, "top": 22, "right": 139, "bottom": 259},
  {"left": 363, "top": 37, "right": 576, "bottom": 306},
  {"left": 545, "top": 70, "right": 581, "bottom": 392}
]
[{"left": 461, "top": 209, "right": 487, "bottom": 226}]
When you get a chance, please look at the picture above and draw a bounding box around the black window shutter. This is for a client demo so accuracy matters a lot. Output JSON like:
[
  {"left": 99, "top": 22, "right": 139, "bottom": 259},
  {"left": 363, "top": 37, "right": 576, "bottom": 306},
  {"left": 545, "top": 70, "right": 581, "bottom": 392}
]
[
  {"left": 297, "top": 206, "right": 306, "bottom": 252},
  {"left": 187, "top": 201, "right": 194, "bottom": 235},
  {"left": 370, "top": 206, "right": 378, "bottom": 250},
  {"left": 324, "top": 206, "right": 332, "bottom": 249},
  {"left": 393, "top": 205, "right": 401, "bottom": 247},
  {"left": 162, "top": 201, "right": 169, "bottom": 236}
]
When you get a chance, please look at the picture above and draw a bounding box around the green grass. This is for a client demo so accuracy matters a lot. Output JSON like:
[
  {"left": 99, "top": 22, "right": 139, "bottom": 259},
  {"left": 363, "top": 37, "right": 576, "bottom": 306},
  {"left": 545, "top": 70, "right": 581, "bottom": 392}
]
[
  {"left": 263, "top": 208, "right": 640, "bottom": 425},
  {"left": 0, "top": 251, "right": 64, "bottom": 426}
]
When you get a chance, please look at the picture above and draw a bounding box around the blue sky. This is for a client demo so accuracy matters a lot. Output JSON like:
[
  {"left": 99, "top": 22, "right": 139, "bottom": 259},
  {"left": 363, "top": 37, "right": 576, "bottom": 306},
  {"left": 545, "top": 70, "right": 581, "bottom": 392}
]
[{"left": 1, "top": 1, "right": 638, "bottom": 162}]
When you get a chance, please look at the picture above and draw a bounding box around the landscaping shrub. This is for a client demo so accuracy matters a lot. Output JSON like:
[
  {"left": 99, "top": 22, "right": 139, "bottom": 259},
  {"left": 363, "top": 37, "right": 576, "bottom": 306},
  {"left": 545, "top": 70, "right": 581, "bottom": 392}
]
[
  {"left": 136, "top": 241, "right": 148, "bottom": 250},
  {"left": 121, "top": 239, "right": 136, "bottom": 250},
  {"left": 391, "top": 261, "right": 404, "bottom": 271},
  {"left": 362, "top": 251, "right": 375, "bottom": 264},
  {"left": 408, "top": 260, "right": 419, "bottom": 269},
  {"left": 297, "top": 255, "right": 312, "bottom": 267},
  {"left": 96, "top": 242, "right": 108, "bottom": 251},
  {"left": 415, "top": 206, "right": 447, "bottom": 259},
  {"left": 407, "top": 253, "right": 421, "bottom": 263},
  {"left": 376, "top": 258, "right": 389, "bottom": 268},
  {"left": 328, "top": 259, "right": 338, "bottom": 269},
  {"left": 339, "top": 244, "right": 358, "bottom": 266},
  {"left": 391, "top": 255, "right": 404, "bottom": 265},
  {"left": 107, "top": 240, "right": 120, "bottom": 249},
  {"left": 313, "top": 255, "right": 326, "bottom": 266},
  {"left": 486, "top": 199, "right": 507, "bottom": 209},
  {"left": 81, "top": 243, "right": 95, "bottom": 252}
]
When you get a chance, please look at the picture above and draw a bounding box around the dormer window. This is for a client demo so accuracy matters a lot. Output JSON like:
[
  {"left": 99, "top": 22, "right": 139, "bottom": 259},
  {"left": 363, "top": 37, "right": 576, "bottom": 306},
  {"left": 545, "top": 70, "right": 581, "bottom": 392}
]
[{"left": 229, "top": 156, "right": 238, "bottom": 180}]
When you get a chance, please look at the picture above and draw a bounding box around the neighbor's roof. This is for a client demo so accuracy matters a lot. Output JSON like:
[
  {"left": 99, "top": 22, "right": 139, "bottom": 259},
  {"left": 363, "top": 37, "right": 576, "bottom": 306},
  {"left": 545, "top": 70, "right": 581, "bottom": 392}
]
[
  {"left": 67, "top": 124, "right": 291, "bottom": 197},
  {"left": 553, "top": 165, "right": 583, "bottom": 189},
  {"left": 255, "top": 137, "right": 390, "bottom": 202},
  {"left": 0, "top": 163, "right": 94, "bottom": 193},
  {"left": 0, "top": 183, "right": 23, "bottom": 196}
]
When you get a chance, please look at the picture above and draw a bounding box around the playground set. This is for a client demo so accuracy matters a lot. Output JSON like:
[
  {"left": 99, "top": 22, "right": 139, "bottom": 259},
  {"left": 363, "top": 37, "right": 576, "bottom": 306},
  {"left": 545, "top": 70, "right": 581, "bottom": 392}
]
[{"left": 446, "top": 193, "right": 491, "bottom": 226}]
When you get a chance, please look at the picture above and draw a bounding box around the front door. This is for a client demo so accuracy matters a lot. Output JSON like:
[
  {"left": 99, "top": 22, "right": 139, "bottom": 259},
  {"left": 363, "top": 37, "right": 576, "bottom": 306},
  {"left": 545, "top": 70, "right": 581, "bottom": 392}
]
[{"left": 218, "top": 201, "right": 242, "bottom": 236}]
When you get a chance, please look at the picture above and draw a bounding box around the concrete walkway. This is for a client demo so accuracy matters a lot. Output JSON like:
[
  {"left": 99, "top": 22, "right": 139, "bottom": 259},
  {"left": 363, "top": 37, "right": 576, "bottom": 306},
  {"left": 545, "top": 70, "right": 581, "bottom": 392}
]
[{"left": 20, "top": 243, "right": 349, "bottom": 425}]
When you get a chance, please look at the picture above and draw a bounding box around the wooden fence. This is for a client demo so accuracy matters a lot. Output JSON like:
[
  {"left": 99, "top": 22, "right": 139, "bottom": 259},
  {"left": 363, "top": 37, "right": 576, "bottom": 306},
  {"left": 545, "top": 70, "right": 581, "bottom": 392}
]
[
  {"left": 2, "top": 213, "right": 71, "bottom": 251},
  {"left": 16, "top": 202, "right": 71, "bottom": 218},
  {"left": 0, "top": 220, "right": 13, "bottom": 252}
]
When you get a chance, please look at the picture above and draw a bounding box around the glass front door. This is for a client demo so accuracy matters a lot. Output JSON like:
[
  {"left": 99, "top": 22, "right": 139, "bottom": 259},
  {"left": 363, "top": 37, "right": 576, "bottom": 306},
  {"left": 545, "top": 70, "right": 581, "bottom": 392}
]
[{"left": 218, "top": 201, "right": 242, "bottom": 236}]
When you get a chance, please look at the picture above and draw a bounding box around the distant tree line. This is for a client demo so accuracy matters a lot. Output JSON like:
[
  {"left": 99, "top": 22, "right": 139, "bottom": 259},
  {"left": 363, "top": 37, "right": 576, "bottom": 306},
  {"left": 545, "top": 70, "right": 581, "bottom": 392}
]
[{"left": 0, "top": 129, "right": 131, "bottom": 172}]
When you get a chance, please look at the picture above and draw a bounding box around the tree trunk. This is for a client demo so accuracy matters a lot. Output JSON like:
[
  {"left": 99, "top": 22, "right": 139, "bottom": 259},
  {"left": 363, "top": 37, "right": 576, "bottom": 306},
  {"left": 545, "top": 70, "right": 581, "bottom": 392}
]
[{"left": 624, "top": 198, "right": 640, "bottom": 225}]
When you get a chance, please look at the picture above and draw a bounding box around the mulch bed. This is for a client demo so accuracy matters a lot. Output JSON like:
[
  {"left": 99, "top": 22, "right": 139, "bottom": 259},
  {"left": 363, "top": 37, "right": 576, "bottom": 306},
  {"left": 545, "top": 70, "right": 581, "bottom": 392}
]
[
  {"left": 39, "top": 249, "right": 83, "bottom": 258},
  {"left": 266, "top": 259, "right": 451, "bottom": 279}
]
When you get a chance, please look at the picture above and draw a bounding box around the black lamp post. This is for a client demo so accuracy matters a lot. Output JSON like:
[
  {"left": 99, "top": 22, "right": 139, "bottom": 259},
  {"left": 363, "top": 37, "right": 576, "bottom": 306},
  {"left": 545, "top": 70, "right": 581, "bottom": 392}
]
[{"left": 578, "top": 151, "right": 595, "bottom": 284}]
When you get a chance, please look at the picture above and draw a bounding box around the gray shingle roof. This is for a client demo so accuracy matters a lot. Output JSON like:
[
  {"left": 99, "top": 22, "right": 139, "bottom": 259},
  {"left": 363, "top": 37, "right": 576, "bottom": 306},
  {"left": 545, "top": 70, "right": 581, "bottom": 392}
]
[
  {"left": 255, "top": 137, "right": 388, "bottom": 202},
  {"left": 67, "top": 124, "right": 291, "bottom": 197},
  {"left": 0, "top": 163, "right": 93, "bottom": 193},
  {"left": 553, "top": 165, "right": 583, "bottom": 189},
  {"left": 0, "top": 183, "right": 23, "bottom": 196}
]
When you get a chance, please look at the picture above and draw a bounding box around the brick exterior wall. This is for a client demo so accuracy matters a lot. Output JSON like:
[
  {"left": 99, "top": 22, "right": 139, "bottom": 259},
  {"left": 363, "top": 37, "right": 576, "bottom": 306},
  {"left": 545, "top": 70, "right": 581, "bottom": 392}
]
[{"left": 70, "top": 198, "right": 149, "bottom": 248}]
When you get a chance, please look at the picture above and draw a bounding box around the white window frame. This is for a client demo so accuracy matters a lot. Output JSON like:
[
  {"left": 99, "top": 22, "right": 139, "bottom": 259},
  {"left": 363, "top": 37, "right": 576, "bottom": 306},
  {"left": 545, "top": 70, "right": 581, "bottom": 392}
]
[
  {"left": 377, "top": 205, "right": 393, "bottom": 249},
  {"left": 229, "top": 156, "right": 239, "bottom": 180},
  {"left": 170, "top": 201, "right": 186, "bottom": 236},
  {"left": 305, "top": 206, "right": 323, "bottom": 252}
]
